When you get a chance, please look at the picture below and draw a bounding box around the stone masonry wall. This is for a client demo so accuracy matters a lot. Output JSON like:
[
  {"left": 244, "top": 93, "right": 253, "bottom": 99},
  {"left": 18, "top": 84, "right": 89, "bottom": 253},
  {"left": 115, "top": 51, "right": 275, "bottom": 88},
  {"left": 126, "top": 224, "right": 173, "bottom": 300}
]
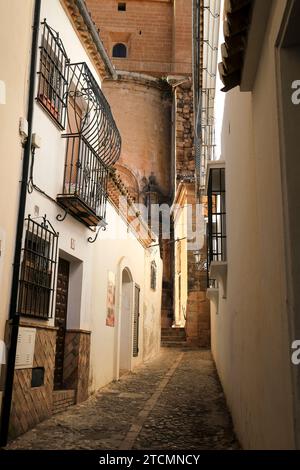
[
  {"left": 103, "top": 77, "right": 172, "bottom": 200},
  {"left": 174, "top": 81, "right": 211, "bottom": 347},
  {"left": 175, "top": 82, "right": 195, "bottom": 183},
  {"left": 185, "top": 185, "right": 210, "bottom": 348}
]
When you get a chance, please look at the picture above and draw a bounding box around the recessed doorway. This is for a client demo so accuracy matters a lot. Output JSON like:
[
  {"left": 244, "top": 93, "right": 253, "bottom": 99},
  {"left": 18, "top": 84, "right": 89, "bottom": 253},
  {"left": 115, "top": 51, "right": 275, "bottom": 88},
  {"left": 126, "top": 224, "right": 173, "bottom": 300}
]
[
  {"left": 54, "top": 257, "right": 70, "bottom": 390},
  {"left": 119, "top": 268, "right": 133, "bottom": 374}
]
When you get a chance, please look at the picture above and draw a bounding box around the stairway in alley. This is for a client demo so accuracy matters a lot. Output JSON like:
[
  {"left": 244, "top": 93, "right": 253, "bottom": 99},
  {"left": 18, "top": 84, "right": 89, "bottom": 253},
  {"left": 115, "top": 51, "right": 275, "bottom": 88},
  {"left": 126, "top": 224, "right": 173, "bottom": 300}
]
[{"left": 161, "top": 327, "right": 187, "bottom": 348}]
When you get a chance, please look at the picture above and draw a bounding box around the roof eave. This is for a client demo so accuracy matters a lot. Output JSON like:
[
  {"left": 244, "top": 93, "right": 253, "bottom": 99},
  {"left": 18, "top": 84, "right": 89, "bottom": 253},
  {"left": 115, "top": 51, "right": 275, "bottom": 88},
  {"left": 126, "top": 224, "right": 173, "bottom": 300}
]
[{"left": 61, "top": 0, "right": 117, "bottom": 80}]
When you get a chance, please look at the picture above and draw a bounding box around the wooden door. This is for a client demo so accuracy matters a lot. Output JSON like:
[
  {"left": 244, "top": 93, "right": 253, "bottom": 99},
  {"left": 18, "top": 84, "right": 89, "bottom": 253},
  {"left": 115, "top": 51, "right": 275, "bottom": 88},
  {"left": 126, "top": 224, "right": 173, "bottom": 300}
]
[{"left": 54, "top": 258, "right": 70, "bottom": 390}]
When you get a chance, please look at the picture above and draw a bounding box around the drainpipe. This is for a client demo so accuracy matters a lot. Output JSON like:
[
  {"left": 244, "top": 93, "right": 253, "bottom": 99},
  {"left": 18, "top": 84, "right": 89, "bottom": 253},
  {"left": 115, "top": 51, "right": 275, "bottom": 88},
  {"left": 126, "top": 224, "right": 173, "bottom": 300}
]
[
  {"left": 192, "top": 0, "right": 202, "bottom": 203},
  {"left": 0, "top": 0, "right": 41, "bottom": 447},
  {"left": 74, "top": 0, "right": 117, "bottom": 80}
]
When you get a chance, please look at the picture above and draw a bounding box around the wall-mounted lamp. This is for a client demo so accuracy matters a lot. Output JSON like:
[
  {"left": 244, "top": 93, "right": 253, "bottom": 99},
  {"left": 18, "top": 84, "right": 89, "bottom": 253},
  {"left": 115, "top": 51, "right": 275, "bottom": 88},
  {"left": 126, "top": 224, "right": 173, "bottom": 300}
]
[{"left": 193, "top": 250, "right": 207, "bottom": 271}]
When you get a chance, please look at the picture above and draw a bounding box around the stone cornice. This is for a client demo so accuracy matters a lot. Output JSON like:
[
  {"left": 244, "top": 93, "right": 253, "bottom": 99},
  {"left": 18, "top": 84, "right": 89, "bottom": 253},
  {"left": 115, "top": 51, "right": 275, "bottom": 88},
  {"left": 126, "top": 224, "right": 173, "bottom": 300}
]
[
  {"left": 107, "top": 169, "right": 156, "bottom": 249},
  {"left": 60, "top": 0, "right": 116, "bottom": 80},
  {"left": 106, "top": 70, "right": 172, "bottom": 94}
]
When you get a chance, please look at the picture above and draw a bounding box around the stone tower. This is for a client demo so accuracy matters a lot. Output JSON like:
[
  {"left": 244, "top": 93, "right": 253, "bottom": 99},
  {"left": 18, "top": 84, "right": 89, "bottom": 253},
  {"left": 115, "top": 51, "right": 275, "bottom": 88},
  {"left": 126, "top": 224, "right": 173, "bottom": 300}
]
[{"left": 85, "top": 0, "right": 209, "bottom": 344}]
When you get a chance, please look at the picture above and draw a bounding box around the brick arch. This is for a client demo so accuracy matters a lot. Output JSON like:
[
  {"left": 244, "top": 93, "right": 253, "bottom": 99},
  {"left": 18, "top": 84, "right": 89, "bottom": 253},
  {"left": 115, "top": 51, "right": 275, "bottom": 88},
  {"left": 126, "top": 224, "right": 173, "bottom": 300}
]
[{"left": 114, "top": 163, "right": 140, "bottom": 202}]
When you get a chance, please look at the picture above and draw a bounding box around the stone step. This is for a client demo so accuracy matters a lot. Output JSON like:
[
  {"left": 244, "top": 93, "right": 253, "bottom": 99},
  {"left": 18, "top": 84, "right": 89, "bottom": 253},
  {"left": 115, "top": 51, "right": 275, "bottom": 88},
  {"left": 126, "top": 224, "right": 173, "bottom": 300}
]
[
  {"left": 161, "top": 329, "right": 186, "bottom": 334},
  {"left": 161, "top": 341, "right": 188, "bottom": 348},
  {"left": 161, "top": 331, "right": 186, "bottom": 340},
  {"left": 161, "top": 335, "right": 186, "bottom": 342},
  {"left": 161, "top": 328, "right": 186, "bottom": 335}
]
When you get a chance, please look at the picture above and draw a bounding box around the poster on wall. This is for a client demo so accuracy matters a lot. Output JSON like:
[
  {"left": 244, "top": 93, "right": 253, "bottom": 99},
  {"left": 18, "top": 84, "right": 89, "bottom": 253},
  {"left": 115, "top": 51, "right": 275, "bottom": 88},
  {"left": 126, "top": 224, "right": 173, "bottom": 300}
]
[{"left": 106, "top": 271, "right": 116, "bottom": 327}]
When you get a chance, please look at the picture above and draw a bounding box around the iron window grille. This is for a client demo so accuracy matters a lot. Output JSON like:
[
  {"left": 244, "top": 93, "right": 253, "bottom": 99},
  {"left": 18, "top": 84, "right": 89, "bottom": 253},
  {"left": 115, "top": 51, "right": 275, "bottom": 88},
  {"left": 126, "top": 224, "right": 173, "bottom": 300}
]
[
  {"left": 207, "top": 167, "right": 226, "bottom": 266},
  {"left": 18, "top": 215, "right": 59, "bottom": 319},
  {"left": 151, "top": 261, "right": 157, "bottom": 291},
  {"left": 37, "top": 20, "right": 69, "bottom": 129},
  {"left": 57, "top": 62, "right": 121, "bottom": 227}
]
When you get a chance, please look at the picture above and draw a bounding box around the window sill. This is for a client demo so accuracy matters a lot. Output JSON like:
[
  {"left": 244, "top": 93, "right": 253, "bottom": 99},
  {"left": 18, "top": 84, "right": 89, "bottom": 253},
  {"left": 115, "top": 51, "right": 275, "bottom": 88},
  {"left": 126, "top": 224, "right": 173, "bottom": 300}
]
[{"left": 209, "top": 261, "right": 228, "bottom": 299}]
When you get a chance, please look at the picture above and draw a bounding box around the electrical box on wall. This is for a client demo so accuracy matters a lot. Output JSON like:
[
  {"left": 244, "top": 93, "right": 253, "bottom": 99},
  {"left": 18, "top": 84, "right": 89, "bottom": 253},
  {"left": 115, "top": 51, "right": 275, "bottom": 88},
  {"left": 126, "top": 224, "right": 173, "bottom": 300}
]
[
  {"left": 15, "top": 327, "right": 36, "bottom": 369},
  {"left": 32, "top": 133, "right": 41, "bottom": 149}
]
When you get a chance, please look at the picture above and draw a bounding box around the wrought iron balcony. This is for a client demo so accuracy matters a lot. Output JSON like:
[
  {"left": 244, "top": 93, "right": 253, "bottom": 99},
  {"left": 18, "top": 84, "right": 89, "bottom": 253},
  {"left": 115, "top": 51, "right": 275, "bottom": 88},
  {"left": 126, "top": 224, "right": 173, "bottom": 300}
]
[
  {"left": 57, "top": 135, "right": 109, "bottom": 227},
  {"left": 57, "top": 62, "right": 121, "bottom": 227}
]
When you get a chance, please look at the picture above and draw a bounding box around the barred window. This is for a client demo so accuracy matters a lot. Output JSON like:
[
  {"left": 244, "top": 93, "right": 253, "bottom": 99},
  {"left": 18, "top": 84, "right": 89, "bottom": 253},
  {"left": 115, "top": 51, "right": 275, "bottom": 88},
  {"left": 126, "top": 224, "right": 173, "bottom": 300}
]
[
  {"left": 18, "top": 216, "right": 58, "bottom": 319},
  {"left": 151, "top": 261, "right": 157, "bottom": 291},
  {"left": 207, "top": 167, "right": 226, "bottom": 264},
  {"left": 37, "top": 20, "right": 69, "bottom": 128}
]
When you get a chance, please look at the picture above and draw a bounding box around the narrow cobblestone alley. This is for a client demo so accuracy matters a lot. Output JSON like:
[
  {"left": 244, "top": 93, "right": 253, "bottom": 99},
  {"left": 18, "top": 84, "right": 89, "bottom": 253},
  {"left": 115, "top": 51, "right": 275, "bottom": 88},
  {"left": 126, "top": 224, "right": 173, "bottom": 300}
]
[{"left": 6, "top": 349, "right": 239, "bottom": 450}]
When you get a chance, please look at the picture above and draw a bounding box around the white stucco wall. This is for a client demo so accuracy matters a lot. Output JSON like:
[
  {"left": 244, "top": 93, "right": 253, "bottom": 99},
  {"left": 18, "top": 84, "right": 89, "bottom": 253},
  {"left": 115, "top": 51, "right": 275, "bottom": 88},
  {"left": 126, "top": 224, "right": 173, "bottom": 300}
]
[
  {"left": 210, "top": 0, "right": 295, "bottom": 449},
  {"left": 0, "top": 0, "right": 162, "bottom": 397},
  {"left": 173, "top": 197, "right": 188, "bottom": 327},
  {"left": 0, "top": 0, "right": 34, "bottom": 358},
  {"left": 88, "top": 203, "right": 162, "bottom": 390}
]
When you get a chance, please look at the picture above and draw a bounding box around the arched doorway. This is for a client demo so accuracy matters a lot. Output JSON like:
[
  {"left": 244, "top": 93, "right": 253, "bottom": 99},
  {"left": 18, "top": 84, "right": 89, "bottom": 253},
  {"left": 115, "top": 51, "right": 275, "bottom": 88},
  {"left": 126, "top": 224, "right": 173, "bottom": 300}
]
[{"left": 119, "top": 268, "right": 133, "bottom": 374}]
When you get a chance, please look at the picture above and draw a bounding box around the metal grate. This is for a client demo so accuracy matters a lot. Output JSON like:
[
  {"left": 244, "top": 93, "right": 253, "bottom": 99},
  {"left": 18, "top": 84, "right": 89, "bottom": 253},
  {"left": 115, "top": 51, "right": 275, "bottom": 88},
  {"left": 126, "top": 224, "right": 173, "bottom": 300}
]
[
  {"left": 65, "top": 62, "right": 121, "bottom": 166},
  {"left": 207, "top": 167, "right": 226, "bottom": 266},
  {"left": 133, "top": 285, "right": 140, "bottom": 357},
  {"left": 58, "top": 62, "right": 121, "bottom": 225},
  {"left": 18, "top": 215, "right": 59, "bottom": 319},
  {"left": 63, "top": 136, "right": 109, "bottom": 222},
  {"left": 37, "top": 20, "right": 69, "bottom": 128}
]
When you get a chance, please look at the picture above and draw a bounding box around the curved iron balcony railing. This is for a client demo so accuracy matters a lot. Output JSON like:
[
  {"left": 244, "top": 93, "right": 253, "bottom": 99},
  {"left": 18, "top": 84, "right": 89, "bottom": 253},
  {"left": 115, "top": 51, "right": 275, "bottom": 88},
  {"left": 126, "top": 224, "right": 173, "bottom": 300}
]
[
  {"left": 57, "top": 62, "right": 121, "bottom": 227},
  {"left": 65, "top": 62, "right": 121, "bottom": 165}
]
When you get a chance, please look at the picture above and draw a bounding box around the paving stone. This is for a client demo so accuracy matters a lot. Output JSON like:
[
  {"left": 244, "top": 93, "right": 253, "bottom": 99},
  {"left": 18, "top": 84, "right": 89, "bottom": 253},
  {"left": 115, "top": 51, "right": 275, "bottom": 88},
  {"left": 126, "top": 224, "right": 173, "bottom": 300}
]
[{"left": 6, "top": 349, "right": 239, "bottom": 450}]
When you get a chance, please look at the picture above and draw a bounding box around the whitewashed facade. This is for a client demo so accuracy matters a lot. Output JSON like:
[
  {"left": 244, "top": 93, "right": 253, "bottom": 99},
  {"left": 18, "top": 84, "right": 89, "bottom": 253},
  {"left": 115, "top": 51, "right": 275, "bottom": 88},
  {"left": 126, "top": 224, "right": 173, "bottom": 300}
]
[{"left": 0, "top": 0, "right": 162, "bottom": 440}]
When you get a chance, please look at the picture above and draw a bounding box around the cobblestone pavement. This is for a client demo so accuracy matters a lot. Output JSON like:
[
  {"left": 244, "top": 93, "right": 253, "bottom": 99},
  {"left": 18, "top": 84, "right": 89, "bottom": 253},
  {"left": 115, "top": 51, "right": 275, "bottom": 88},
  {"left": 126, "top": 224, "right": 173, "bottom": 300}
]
[{"left": 6, "top": 349, "right": 239, "bottom": 450}]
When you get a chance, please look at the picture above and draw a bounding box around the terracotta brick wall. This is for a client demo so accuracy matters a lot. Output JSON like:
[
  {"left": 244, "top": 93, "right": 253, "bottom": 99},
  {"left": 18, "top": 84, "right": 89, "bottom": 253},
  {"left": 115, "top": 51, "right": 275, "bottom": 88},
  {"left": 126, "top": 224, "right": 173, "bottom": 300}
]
[
  {"left": 184, "top": 185, "right": 210, "bottom": 348},
  {"left": 9, "top": 324, "right": 57, "bottom": 439},
  {"left": 8, "top": 325, "right": 91, "bottom": 439},
  {"left": 86, "top": 0, "right": 192, "bottom": 76},
  {"left": 52, "top": 389, "right": 76, "bottom": 414},
  {"left": 103, "top": 76, "right": 172, "bottom": 200},
  {"left": 63, "top": 330, "right": 91, "bottom": 403},
  {"left": 172, "top": 0, "right": 193, "bottom": 74}
]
